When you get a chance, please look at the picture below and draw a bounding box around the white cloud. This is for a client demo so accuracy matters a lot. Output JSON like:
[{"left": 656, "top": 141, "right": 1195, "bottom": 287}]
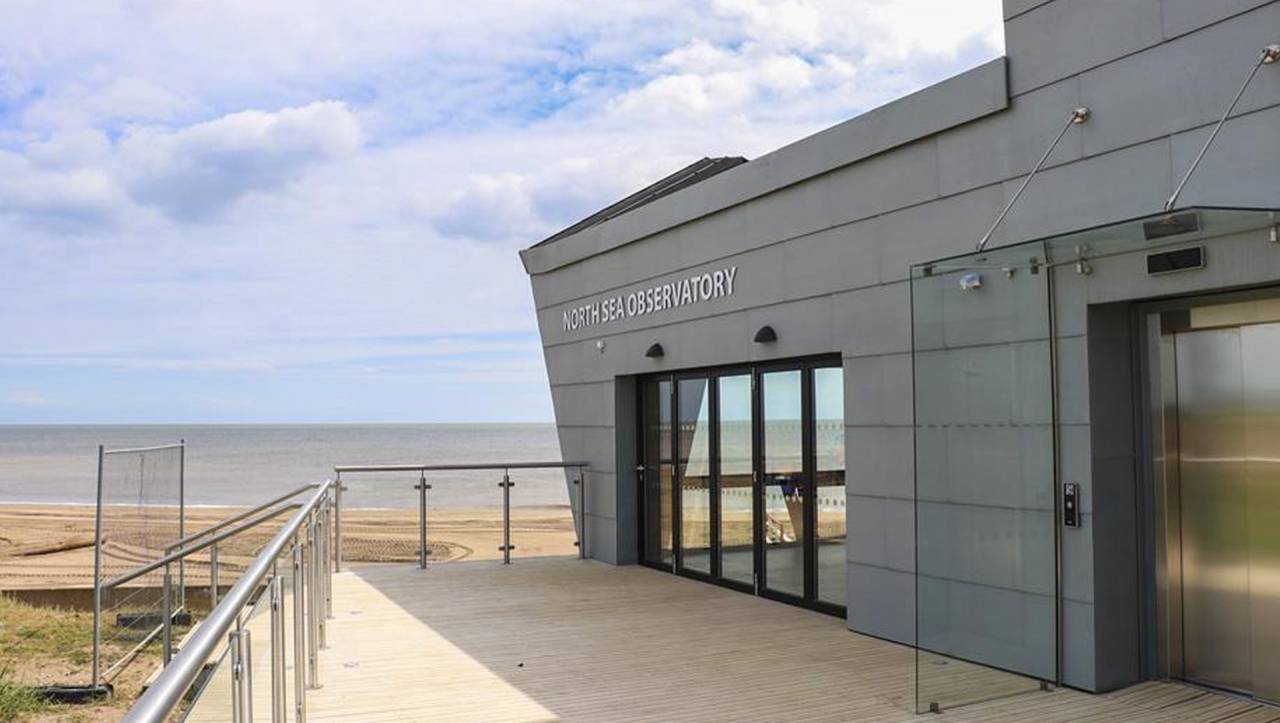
[
  {"left": 0, "top": 0, "right": 1004, "bottom": 421},
  {"left": 0, "top": 149, "right": 126, "bottom": 227},
  {"left": 120, "top": 101, "right": 363, "bottom": 220}
]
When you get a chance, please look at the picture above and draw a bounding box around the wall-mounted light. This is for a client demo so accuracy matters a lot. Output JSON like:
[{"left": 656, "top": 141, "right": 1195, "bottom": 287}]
[
  {"left": 595, "top": 340, "right": 606, "bottom": 353},
  {"left": 753, "top": 325, "right": 777, "bottom": 343},
  {"left": 959, "top": 272, "right": 983, "bottom": 291},
  {"left": 644, "top": 343, "right": 664, "bottom": 358}
]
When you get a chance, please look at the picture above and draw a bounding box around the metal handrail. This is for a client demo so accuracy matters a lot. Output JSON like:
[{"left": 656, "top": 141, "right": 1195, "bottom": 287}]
[
  {"left": 102, "top": 443, "right": 186, "bottom": 456},
  {"left": 334, "top": 461, "right": 590, "bottom": 568},
  {"left": 123, "top": 480, "right": 335, "bottom": 723},
  {"left": 107, "top": 502, "right": 302, "bottom": 589},
  {"left": 168, "top": 483, "right": 317, "bottom": 550},
  {"left": 335, "top": 461, "right": 588, "bottom": 472}
]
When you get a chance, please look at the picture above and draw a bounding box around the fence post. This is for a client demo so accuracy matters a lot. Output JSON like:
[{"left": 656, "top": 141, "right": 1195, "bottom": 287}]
[
  {"left": 178, "top": 439, "right": 186, "bottom": 613},
  {"left": 210, "top": 542, "right": 220, "bottom": 608},
  {"left": 162, "top": 563, "right": 173, "bottom": 665},
  {"left": 91, "top": 444, "right": 105, "bottom": 687}
]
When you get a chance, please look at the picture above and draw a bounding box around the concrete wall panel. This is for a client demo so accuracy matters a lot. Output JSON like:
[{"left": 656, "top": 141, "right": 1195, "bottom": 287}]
[
  {"left": 526, "top": 0, "right": 1280, "bottom": 694},
  {"left": 1004, "top": 0, "right": 1165, "bottom": 95}
]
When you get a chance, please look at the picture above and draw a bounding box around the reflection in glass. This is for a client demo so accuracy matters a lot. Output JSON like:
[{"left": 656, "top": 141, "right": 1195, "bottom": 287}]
[
  {"left": 911, "top": 239, "right": 1055, "bottom": 713},
  {"left": 678, "top": 378, "right": 712, "bottom": 574},
  {"left": 643, "top": 379, "right": 673, "bottom": 566},
  {"left": 814, "top": 367, "right": 846, "bottom": 606},
  {"left": 718, "top": 374, "right": 754, "bottom": 585},
  {"left": 762, "top": 370, "right": 804, "bottom": 597}
]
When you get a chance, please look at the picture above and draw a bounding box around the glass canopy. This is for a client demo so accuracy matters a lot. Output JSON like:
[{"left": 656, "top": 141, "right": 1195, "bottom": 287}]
[{"left": 910, "top": 207, "right": 1279, "bottom": 713}]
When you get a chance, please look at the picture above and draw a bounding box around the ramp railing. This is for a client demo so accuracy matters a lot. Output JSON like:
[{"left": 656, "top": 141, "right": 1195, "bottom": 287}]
[{"left": 122, "top": 480, "right": 337, "bottom": 723}]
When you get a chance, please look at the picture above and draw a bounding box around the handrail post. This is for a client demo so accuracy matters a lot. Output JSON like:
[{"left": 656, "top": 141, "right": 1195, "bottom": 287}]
[
  {"left": 322, "top": 500, "right": 333, "bottom": 622},
  {"left": 270, "top": 572, "right": 285, "bottom": 723},
  {"left": 333, "top": 474, "right": 343, "bottom": 573},
  {"left": 243, "top": 628, "right": 254, "bottom": 723},
  {"left": 501, "top": 470, "right": 512, "bottom": 564},
  {"left": 308, "top": 517, "right": 325, "bottom": 670},
  {"left": 162, "top": 563, "right": 173, "bottom": 665},
  {"left": 292, "top": 543, "right": 306, "bottom": 723},
  {"left": 229, "top": 629, "right": 244, "bottom": 723},
  {"left": 416, "top": 473, "right": 431, "bottom": 570},
  {"left": 303, "top": 523, "right": 318, "bottom": 689},
  {"left": 576, "top": 467, "right": 587, "bottom": 560}
]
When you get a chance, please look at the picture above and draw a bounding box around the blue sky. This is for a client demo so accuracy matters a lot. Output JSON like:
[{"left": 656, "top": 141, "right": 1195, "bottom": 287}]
[{"left": 0, "top": 1, "right": 1004, "bottom": 423}]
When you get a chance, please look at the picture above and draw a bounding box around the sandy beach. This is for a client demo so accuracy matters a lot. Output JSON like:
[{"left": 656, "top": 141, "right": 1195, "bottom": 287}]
[{"left": 0, "top": 503, "right": 579, "bottom": 593}]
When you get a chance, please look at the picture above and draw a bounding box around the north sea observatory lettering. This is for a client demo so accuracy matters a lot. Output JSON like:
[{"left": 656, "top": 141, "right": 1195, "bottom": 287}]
[{"left": 562, "top": 266, "right": 737, "bottom": 332}]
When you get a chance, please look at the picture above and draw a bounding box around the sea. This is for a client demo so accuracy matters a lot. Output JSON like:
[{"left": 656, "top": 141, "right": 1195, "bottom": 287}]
[{"left": 0, "top": 424, "right": 566, "bottom": 509}]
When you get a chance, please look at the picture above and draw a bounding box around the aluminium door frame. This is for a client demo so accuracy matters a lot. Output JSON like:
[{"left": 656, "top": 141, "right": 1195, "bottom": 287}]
[
  {"left": 637, "top": 375, "right": 674, "bottom": 575},
  {"left": 635, "top": 354, "right": 845, "bottom": 617}
]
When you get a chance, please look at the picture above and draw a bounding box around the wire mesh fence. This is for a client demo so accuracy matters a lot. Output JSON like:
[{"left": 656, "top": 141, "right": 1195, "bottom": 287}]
[{"left": 92, "top": 442, "right": 185, "bottom": 685}]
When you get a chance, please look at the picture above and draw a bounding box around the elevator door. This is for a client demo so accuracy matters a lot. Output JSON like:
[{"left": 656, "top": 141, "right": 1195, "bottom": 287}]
[{"left": 1174, "top": 321, "right": 1280, "bottom": 703}]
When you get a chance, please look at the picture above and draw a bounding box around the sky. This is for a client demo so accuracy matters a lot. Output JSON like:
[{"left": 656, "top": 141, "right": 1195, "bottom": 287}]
[{"left": 0, "top": 1, "right": 1005, "bottom": 424}]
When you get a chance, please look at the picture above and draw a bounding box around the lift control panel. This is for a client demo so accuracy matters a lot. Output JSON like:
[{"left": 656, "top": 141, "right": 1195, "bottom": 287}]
[{"left": 1063, "top": 483, "right": 1080, "bottom": 528}]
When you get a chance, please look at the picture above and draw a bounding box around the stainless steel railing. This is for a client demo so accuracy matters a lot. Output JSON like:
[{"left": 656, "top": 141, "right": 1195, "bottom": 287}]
[
  {"left": 332, "top": 462, "right": 590, "bottom": 567},
  {"left": 123, "top": 462, "right": 590, "bottom": 721},
  {"left": 93, "top": 484, "right": 317, "bottom": 682},
  {"left": 122, "top": 480, "right": 337, "bottom": 723}
]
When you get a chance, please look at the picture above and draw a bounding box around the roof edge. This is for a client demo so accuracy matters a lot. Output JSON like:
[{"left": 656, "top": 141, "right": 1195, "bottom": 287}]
[
  {"left": 531, "top": 156, "right": 747, "bottom": 249},
  {"left": 521, "top": 56, "right": 1009, "bottom": 276}
]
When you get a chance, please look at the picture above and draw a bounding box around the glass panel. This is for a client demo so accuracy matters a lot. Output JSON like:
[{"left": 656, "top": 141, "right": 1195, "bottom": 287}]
[
  {"left": 718, "top": 374, "right": 754, "bottom": 586},
  {"left": 814, "top": 367, "right": 846, "bottom": 606},
  {"left": 911, "top": 240, "right": 1055, "bottom": 713},
  {"left": 907, "top": 208, "right": 1280, "bottom": 713},
  {"left": 643, "top": 379, "right": 674, "bottom": 567},
  {"left": 425, "top": 468, "right": 505, "bottom": 564},
  {"left": 678, "top": 378, "right": 712, "bottom": 574},
  {"left": 762, "top": 369, "right": 804, "bottom": 597},
  {"left": 512, "top": 466, "right": 581, "bottom": 560}
]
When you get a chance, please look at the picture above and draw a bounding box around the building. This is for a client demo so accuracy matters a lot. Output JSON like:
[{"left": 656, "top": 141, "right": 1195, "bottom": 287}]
[{"left": 521, "top": 0, "right": 1280, "bottom": 709}]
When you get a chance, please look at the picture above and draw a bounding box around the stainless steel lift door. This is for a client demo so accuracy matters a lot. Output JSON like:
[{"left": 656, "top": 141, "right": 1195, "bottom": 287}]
[{"left": 1175, "top": 322, "right": 1280, "bottom": 702}]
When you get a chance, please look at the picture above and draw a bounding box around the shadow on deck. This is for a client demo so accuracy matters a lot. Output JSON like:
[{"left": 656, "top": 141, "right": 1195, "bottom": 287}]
[{"left": 305, "top": 558, "right": 1278, "bottom": 723}]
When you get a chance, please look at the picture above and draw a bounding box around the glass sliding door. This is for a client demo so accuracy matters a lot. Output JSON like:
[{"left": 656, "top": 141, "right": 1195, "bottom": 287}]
[
  {"left": 642, "top": 378, "right": 674, "bottom": 568},
  {"left": 677, "top": 377, "right": 712, "bottom": 575},
  {"left": 761, "top": 369, "right": 806, "bottom": 598},
  {"left": 718, "top": 374, "right": 754, "bottom": 587},
  {"left": 813, "top": 366, "right": 846, "bottom": 606},
  {"left": 638, "top": 359, "right": 846, "bottom": 615}
]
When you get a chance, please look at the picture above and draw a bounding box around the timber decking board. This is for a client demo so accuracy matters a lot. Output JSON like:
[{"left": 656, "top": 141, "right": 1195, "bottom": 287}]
[{"left": 188, "top": 558, "right": 1275, "bottom": 722}]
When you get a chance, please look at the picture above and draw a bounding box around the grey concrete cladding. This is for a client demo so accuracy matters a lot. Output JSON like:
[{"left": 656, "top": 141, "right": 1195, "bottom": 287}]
[{"left": 523, "top": 0, "right": 1280, "bottom": 695}]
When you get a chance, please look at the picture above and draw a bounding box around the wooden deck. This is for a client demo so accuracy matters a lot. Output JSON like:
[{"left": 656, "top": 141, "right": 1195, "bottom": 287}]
[{"left": 282, "top": 558, "right": 1278, "bottom": 722}]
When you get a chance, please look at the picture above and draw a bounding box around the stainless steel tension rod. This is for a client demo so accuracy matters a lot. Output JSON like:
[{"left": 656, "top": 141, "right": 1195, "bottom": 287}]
[
  {"left": 1166, "top": 44, "right": 1280, "bottom": 212},
  {"left": 976, "top": 107, "right": 1092, "bottom": 252}
]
